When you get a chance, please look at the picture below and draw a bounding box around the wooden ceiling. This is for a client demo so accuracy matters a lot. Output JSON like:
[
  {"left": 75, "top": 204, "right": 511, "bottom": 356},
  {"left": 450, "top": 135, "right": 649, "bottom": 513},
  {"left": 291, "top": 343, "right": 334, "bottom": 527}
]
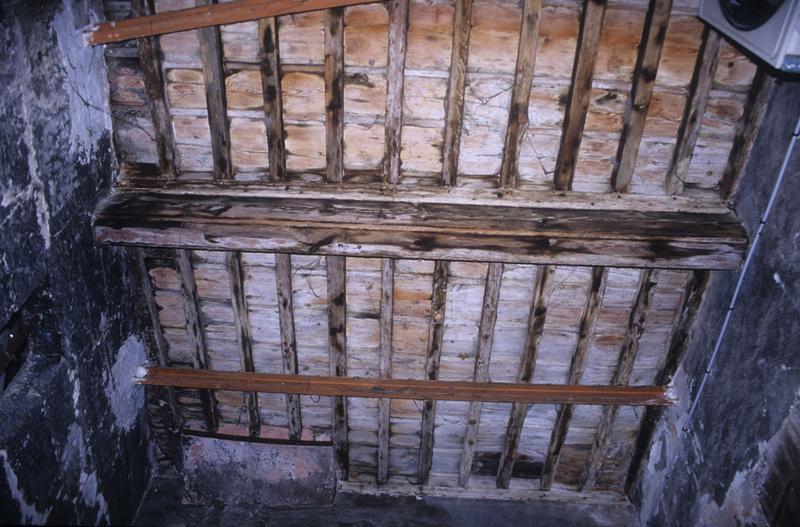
[{"left": 95, "top": 0, "right": 766, "bottom": 503}]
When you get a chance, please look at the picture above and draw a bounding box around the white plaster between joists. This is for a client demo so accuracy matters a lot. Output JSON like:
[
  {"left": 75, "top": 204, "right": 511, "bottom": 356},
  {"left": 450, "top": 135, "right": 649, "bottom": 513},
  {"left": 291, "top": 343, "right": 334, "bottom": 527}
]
[{"left": 0, "top": 450, "right": 51, "bottom": 524}]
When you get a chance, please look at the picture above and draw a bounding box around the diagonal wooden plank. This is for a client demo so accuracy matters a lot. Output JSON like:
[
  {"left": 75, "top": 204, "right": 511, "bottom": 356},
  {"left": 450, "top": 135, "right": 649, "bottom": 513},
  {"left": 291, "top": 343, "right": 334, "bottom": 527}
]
[
  {"left": 326, "top": 255, "right": 349, "bottom": 479},
  {"left": 226, "top": 251, "right": 261, "bottom": 437},
  {"left": 135, "top": 248, "right": 182, "bottom": 427},
  {"left": 458, "top": 262, "right": 504, "bottom": 487},
  {"left": 718, "top": 67, "right": 775, "bottom": 201},
  {"left": 441, "top": 0, "right": 474, "bottom": 187},
  {"left": 377, "top": 258, "right": 395, "bottom": 484},
  {"left": 540, "top": 266, "right": 608, "bottom": 490},
  {"left": 579, "top": 268, "right": 659, "bottom": 491},
  {"left": 553, "top": 0, "right": 608, "bottom": 191},
  {"left": 275, "top": 253, "right": 303, "bottom": 440},
  {"left": 611, "top": 0, "right": 673, "bottom": 193},
  {"left": 499, "top": 0, "right": 543, "bottom": 189},
  {"left": 324, "top": 8, "right": 345, "bottom": 184},
  {"left": 258, "top": 17, "right": 288, "bottom": 182},
  {"left": 497, "top": 265, "right": 556, "bottom": 489},
  {"left": 383, "top": 0, "right": 410, "bottom": 186},
  {"left": 131, "top": 0, "right": 177, "bottom": 180},
  {"left": 624, "top": 270, "right": 708, "bottom": 494},
  {"left": 664, "top": 28, "right": 722, "bottom": 195},
  {"left": 196, "top": 0, "right": 233, "bottom": 182},
  {"left": 176, "top": 248, "right": 219, "bottom": 433},
  {"left": 417, "top": 260, "right": 450, "bottom": 484}
]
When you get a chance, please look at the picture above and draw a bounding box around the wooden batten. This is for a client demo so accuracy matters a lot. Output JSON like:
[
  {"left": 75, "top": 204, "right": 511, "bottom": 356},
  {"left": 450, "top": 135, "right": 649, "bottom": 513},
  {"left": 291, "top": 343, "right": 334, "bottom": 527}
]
[
  {"left": 611, "top": 0, "right": 673, "bottom": 193},
  {"left": 258, "top": 17, "right": 287, "bottom": 181},
  {"left": 176, "top": 249, "right": 220, "bottom": 433},
  {"left": 719, "top": 67, "right": 775, "bottom": 201},
  {"left": 459, "top": 262, "right": 504, "bottom": 487},
  {"left": 196, "top": 0, "right": 232, "bottom": 182},
  {"left": 580, "top": 269, "right": 659, "bottom": 491},
  {"left": 324, "top": 8, "right": 345, "bottom": 184},
  {"left": 377, "top": 258, "right": 395, "bottom": 485},
  {"left": 225, "top": 251, "right": 261, "bottom": 437},
  {"left": 417, "top": 261, "right": 450, "bottom": 484},
  {"left": 499, "top": 0, "right": 542, "bottom": 189},
  {"left": 275, "top": 253, "right": 303, "bottom": 440},
  {"left": 326, "top": 255, "right": 349, "bottom": 479},
  {"left": 664, "top": 29, "right": 722, "bottom": 195},
  {"left": 130, "top": 0, "right": 176, "bottom": 180},
  {"left": 553, "top": 0, "right": 608, "bottom": 191},
  {"left": 625, "top": 270, "right": 709, "bottom": 493},
  {"left": 383, "top": 0, "right": 410, "bottom": 186},
  {"left": 93, "top": 191, "right": 747, "bottom": 270},
  {"left": 540, "top": 266, "right": 608, "bottom": 490},
  {"left": 497, "top": 265, "right": 556, "bottom": 489},
  {"left": 441, "top": 0, "right": 474, "bottom": 187}
]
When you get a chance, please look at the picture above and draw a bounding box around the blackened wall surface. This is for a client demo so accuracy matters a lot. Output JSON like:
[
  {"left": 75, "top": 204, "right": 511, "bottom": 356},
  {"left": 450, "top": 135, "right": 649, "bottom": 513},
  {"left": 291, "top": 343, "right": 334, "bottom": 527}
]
[
  {"left": 0, "top": 0, "right": 152, "bottom": 523},
  {"left": 636, "top": 79, "right": 800, "bottom": 525}
]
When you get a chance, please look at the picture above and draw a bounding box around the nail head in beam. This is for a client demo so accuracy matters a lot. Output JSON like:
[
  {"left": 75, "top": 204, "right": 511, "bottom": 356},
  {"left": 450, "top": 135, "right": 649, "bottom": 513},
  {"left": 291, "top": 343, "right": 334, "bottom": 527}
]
[
  {"left": 497, "top": 265, "right": 556, "bottom": 489},
  {"left": 664, "top": 29, "right": 722, "bottom": 195},
  {"left": 88, "top": 0, "right": 381, "bottom": 45},
  {"left": 499, "top": 0, "right": 543, "bottom": 189},
  {"left": 196, "top": 0, "right": 233, "bottom": 183},
  {"left": 131, "top": 0, "right": 177, "bottom": 180},
  {"left": 324, "top": 8, "right": 345, "bottom": 184},
  {"left": 275, "top": 253, "right": 303, "bottom": 441},
  {"left": 441, "top": 0, "right": 474, "bottom": 187},
  {"left": 579, "top": 269, "right": 659, "bottom": 491},
  {"left": 540, "top": 266, "right": 608, "bottom": 490},
  {"left": 138, "top": 367, "right": 674, "bottom": 406},
  {"left": 417, "top": 261, "right": 450, "bottom": 485},
  {"left": 384, "top": 0, "right": 410, "bottom": 186},
  {"left": 176, "top": 248, "right": 220, "bottom": 433},
  {"left": 377, "top": 258, "right": 395, "bottom": 485},
  {"left": 226, "top": 251, "right": 261, "bottom": 437},
  {"left": 718, "top": 66, "right": 775, "bottom": 201},
  {"left": 553, "top": 0, "right": 608, "bottom": 191},
  {"left": 610, "top": 0, "right": 673, "bottom": 193},
  {"left": 258, "top": 17, "right": 288, "bottom": 182},
  {"left": 326, "top": 255, "right": 349, "bottom": 479},
  {"left": 459, "top": 262, "right": 504, "bottom": 487}
]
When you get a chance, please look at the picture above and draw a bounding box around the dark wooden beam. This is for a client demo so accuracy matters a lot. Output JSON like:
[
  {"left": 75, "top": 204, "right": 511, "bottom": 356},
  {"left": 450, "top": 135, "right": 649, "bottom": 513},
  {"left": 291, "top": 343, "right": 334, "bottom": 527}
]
[
  {"left": 377, "top": 258, "right": 394, "bottom": 485},
  {"left": 497, "top": 265, "right": 555, "bottom": 489},
  {"left": 136, "top": 249, "right": 182, "bottom": 427},
  {"left": 138, "top": 367, "right": 673, "bottom": 405},
  {"left": 89, "top": 0, "right": 380, "bottom": 45},
  {"left": 176, "top": 249, "right": 219, "bottom": 433},
  {"left": 94, "top": 190, "right": 747, "bottom": 270},
  {"left": 664, "top": 28, "right": 722, "bottom": 195},
  {"left": 225, "top": 251, "right": 261, "bottom": 437},
  {"left": 326, "top": 255, "right": 349, "bottom": 480},
  {"left": 131, "top": 0, "right": 177, "bottom": 180},
  {"left": 196, "top": 0, "right": 233, "bottom": 182},
  {"left": 417, "top": 261, "right": 450, "bottom": 485},
  {"left": 325, "top": 8, "right": 345, "bottom": 184},
  {"left": 258, "top": 17, "right": 288, "bottom": 182},
  {"left": 459, "top": 262, "right": 504, "bottom": 487},
  {"left": 718, "top": 67, "right": 775, "bottom": 201},
  {"left": 610, "top": 0, "right": 673, "bottom": 193},
  {"left": 441, "top": 0, "right": 474, "bottom": 186},
  {"left": 553, "top": 0, "right": 608, "bottom": 191},
  {"left": 624, "top": 270, "right": 708, "bottom": 494},
  {"left": 580, "top": 269, "right": 659, "bottom": 491},
  {"left": 499, "top": 0, "right": 542, "bottom": 189},
  {"left": 183, "top": 427, "right": 332, "bottom": 447},
  {"left": 275, "top": 253, "right": 304, "bottom": 440},
  {"left": 540, "top": 266, "right": 607, "bottom": 490},
  {"left": 384, "top": 0, "right": 410, "bottom": 186}
]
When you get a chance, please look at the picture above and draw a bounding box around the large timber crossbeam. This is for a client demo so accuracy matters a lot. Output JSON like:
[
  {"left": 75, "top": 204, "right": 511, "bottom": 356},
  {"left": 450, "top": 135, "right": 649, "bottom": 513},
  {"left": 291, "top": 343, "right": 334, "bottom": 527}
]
[{"left": 94, "top": 189, "right": 746, "bottom": 269}]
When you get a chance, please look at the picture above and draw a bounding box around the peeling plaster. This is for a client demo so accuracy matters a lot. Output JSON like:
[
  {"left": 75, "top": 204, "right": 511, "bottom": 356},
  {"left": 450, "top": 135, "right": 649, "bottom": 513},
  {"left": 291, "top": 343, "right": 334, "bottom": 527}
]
[
  {"left": 105, "top": 336, "right": 147, "bottom": 432},
  {"left": 1, "top": 450, "right": 51, "bottom": 524}
]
